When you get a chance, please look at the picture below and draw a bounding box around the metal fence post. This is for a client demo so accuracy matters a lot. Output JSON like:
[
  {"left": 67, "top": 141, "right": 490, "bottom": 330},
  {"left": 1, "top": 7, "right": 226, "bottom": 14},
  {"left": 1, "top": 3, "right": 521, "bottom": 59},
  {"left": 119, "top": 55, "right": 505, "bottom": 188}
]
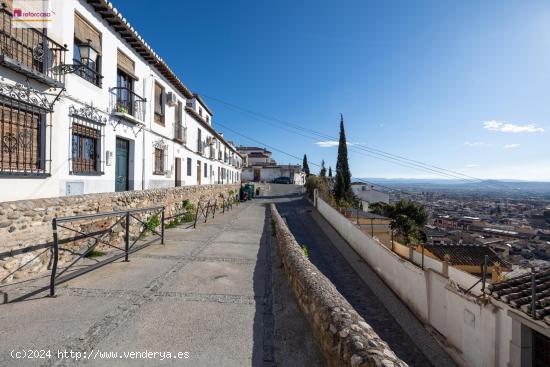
[
  {"left": 124, "top": 211, "right": 130, "bottom": 261},
  {"left": 531, "top": 267, "right": 537, "bottom": 319},
  {"left": 50, "top": 218, "right": 59, "bottom": 297},
  {"left": 481, "top": 255, "right": 488, "bottom": 293},
  {"left": 193, "top": 202, "right": 200, "bottom": 229},
  {"left": 161, "top": 207, "right": 165, "bottom": 245}
]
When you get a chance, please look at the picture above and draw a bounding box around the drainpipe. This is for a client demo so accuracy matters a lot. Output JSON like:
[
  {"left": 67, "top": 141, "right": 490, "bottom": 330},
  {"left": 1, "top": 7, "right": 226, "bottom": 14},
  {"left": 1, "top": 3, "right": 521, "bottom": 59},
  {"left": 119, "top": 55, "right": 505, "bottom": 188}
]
[{"left": 141, "top": 72, "right": 153, "bottom": 190}]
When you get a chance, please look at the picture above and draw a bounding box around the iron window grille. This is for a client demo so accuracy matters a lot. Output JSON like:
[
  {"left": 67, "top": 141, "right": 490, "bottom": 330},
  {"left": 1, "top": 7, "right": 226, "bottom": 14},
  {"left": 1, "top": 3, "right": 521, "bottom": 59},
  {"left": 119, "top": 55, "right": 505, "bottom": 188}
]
[
  {"left": 68, "top": 105, "right": 106, "bottom": 175},
  {"left": 153, "top": 148, "right": 164, "bottom": 175},
  {"left": 187, "top": 157, "right": 192, "bottom": 176},
  {"left": 0, "top": 101, "right": 47, "bottom": 176},
  {"left": 71, "top": 124, "right": 100, "bottom": 174},
  {"left": 0, "top": 79, "right": 53, "bottom": 177},
  {"left": 152, "top": 139, "right": 167, "bottom": 175}
]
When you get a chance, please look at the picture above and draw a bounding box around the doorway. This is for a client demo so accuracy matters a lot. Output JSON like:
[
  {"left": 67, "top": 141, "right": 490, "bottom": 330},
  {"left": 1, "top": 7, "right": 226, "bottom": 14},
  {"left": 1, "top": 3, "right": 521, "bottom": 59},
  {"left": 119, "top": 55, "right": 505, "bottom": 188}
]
[
  {"left": 197, "top": 160, "right": 201, "bottom": 185},
  {"left": 175, "top": 157, "right": 181, "bottom": 186},
  {"left": 115, "top": 138, "right": 129, "bottom": 192},
  {"left": 254, "top": 168, "right": 260, "bottom": 182}
]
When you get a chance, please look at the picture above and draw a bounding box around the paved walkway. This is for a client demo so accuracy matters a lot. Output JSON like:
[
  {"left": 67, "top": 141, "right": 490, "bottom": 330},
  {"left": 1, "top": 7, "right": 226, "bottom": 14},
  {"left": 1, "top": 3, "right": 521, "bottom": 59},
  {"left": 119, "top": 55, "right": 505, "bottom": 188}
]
[
  {"left": 275, "top": 195, "right": 457, "bottom": 367},
  {"left": 0, "top": 194, "right": 320, "bottom": 367}
]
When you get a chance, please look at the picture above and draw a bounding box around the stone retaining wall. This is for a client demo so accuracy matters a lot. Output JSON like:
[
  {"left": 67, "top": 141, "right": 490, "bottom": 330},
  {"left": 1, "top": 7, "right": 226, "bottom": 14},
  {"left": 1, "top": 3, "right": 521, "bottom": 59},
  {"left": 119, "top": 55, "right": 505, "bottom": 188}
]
[
  {"left": 270, "top": 203, "right": 407, "bottom": 367},
  {"left": 0, "top": 185, "right": 238, "bottom": 284}
]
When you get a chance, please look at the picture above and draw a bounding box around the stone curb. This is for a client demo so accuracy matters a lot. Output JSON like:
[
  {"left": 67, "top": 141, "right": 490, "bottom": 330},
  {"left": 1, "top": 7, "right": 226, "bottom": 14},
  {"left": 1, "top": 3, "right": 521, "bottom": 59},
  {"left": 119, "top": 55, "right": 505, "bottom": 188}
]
[{"left": 270, "top": 203, "right": 408, "bottom": 367}]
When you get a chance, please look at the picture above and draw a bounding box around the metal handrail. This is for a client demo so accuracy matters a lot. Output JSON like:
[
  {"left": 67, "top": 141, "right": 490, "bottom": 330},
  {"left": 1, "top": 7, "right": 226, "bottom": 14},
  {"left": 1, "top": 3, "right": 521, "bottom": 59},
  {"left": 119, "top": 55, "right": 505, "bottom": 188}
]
[{"left": 2, "top": 195, "right": 244, "bottom": 304}]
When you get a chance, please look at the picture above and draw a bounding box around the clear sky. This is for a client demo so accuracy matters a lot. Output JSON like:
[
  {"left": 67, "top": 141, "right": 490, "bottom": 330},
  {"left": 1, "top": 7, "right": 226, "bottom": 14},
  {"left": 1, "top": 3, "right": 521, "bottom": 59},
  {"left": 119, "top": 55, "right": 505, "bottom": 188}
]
[{"left": 114, "top": 0, "right": 550, "bottom": 181}]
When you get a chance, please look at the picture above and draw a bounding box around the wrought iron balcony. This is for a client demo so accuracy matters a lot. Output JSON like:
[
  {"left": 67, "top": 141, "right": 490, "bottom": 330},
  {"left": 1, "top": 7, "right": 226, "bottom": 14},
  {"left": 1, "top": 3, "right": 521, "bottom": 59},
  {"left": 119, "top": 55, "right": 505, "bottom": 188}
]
[
  {"left": 109, "top": 87, "right": 146, "bottom": 124},
  {"left": 0, "top": 7, "right": 67, "bottom": 87},
  {"left": 174, "top": 124, "right": 186, "bottom": 143}
]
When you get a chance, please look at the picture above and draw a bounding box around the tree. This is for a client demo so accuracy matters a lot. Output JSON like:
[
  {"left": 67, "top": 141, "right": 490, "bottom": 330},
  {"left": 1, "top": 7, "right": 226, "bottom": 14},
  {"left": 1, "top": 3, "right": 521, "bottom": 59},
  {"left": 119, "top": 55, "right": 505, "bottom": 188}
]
[
  {"left": 334, "top": 114, "right": 352, "bottom": 202},
  {"left": 302, "top": 154, "right": 310, "bottom": 176},
  {"left": 328, "top": 166, "right": 332, "bottom": 177},
  {"left": 370, "top": 200, "right": 428, "bottom": 245},
  {"left": 319, "top": 160, "right": 327, "bottom": 177}
]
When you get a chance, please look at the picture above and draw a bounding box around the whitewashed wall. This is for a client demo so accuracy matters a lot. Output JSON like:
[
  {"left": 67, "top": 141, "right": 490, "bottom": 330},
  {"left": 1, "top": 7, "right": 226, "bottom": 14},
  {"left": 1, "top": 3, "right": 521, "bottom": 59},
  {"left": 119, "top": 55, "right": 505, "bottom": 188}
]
[
  {"left": 0, "top": 0, "right": 241, "bottom": 202},
  {"left": 315, "top": 193, "right": 512, "bottom": 367}
]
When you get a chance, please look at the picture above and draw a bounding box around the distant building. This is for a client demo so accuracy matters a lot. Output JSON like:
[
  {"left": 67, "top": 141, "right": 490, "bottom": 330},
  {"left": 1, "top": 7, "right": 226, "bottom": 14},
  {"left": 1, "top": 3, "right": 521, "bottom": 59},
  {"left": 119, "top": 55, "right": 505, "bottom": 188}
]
[
  {"left": 351, "top": 184, "right": 389, "bottom": 210},
  {"left": 421, "top": 243, "right": 504, "bottom": 275},
  {"left": 238, "top": 146, "right": 306, "bottom": 184}
]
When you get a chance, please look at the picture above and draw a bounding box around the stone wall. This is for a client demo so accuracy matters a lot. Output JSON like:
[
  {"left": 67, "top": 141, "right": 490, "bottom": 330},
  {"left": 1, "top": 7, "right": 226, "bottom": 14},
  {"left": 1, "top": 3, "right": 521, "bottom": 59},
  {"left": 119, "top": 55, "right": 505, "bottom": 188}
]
[
  {"left": 0, "top": 185, "right": 238, "bottom": 284},
  {"left": 270, "top": 204, "right": 407, "bottom": 367}
]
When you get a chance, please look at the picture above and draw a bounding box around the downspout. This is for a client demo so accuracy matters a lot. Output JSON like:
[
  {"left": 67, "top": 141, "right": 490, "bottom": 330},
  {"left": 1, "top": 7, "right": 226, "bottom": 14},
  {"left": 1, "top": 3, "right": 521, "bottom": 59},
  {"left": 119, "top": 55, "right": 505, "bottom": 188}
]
[{"left": 142, "top": 72, "right": 152, "bottom": 190}]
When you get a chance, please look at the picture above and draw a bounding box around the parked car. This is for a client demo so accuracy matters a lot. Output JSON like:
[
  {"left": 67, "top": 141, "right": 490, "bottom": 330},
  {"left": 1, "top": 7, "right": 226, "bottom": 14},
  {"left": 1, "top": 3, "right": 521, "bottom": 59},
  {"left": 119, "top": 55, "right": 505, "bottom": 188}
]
[{"left": 273, "top": 177, "right": 291, "bottom": 184}]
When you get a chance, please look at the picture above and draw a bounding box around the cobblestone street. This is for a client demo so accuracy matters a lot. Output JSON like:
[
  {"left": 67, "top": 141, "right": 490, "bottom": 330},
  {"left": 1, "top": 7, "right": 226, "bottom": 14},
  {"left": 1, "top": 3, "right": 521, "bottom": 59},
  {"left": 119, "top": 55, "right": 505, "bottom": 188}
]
[{"left": 275, "top": 194, "right": 458, "bottom": 367}]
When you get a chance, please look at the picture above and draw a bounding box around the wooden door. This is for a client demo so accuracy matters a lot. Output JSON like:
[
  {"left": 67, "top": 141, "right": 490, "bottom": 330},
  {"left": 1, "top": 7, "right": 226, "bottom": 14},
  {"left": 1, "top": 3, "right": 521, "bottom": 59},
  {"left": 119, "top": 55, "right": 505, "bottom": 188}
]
[
  {"left": 115, "top": 138, "right": 129, "bottom": 192},
  {"left": 175, "top": 157, "right": 181, "bottom": 186}
]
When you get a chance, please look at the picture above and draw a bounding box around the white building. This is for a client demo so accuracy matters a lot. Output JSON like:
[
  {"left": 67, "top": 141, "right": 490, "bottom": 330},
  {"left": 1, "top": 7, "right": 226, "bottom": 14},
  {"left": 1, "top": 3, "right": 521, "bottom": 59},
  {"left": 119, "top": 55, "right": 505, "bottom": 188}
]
[
  {"left": 238, "top": 146, "right": 305, "bottom": 184},
  {"left": 0, "top": 0, "right": 242, "bottom": 202},
  {"left": 351, "top": 184, "right": 390, "bottom": 210}
]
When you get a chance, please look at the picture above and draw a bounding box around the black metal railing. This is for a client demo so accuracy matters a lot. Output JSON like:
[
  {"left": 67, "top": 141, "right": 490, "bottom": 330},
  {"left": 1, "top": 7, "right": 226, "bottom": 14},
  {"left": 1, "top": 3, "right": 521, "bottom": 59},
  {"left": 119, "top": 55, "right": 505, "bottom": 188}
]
[
  {"left": 109, "top": 87, "right": 146, "bottom": 122},
  {"left": 0, "top": 195, "right": 244, "bottom": 304},
  {"left": 0, "top": 7, "right": 67, "bottom": 86},
  {"left": 73, "top": 58, "right": 102, "bottom": 87}
]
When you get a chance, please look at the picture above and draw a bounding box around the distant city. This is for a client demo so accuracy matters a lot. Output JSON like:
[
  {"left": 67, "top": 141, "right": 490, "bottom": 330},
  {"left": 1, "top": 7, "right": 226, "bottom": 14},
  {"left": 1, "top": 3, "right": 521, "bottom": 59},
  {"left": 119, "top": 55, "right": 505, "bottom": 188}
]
[{"left": 357, "top": 178, "right": 550, "bottom": 268}]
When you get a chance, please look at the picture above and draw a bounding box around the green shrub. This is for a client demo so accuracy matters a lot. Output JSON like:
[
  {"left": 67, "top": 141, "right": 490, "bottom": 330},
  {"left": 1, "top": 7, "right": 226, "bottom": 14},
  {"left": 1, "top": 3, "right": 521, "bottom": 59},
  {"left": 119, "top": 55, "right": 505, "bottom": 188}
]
[
  {"left": 301, "top": 244, "right": 309, "bottom": 258},
  {"left": 85, "top": 250, "right": 106, "bottom": 258},
  {"left": 145, "top": 213, "right": 160, "bottom": 233}
]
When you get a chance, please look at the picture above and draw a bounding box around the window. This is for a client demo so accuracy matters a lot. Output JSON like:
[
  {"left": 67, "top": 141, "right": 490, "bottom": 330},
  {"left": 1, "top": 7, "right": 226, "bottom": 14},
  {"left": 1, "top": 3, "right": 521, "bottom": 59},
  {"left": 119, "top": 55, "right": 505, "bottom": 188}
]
[
  {"left": 199, "top": 107, "right": 203, "bottom": 117},
  {"left": 206, "top": 115, "right": 210, "bottom": 123},
  {"left": 153, "top": 148, "right": 164, "bottom": 175},
  {"left": 0, "top": 104, "right": 46, "bottom": 175},
  {"left": 116, "top": 69, "right": 134, "bottom": 115},
  {"left": 217, "top": 166, "right": 220, "bottom": 184},
  {"left": 187, "top": 157, "right": 192, "bottom": 176},
  {"left": 72, "top": 124, "right": 100, "bottom": 173},
  {"left": 74, "top": 13, "right": 102, "bottom": 87},
  {"left": 204, "top": 163, "right": 207, "bottom": 178},
  {"left": 154, "top": 82, "right": 164, "bottom": 125},
  {"left": 197, "top": 128, "right": 202, "bottom": 153}
]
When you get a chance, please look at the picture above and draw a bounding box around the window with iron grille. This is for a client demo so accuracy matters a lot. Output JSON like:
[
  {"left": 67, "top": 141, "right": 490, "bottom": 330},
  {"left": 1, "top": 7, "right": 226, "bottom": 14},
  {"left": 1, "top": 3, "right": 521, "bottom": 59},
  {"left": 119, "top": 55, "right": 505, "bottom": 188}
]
[
  {"left": 204, "top": 162, "right": 207, "bottom": 178},
  {"left": 153, "top": 147, "right": 164, "bottom": 175},
  {"left": 71, "top": 123, "right": 100, "bottom": 173},
  {"left": 0, "top": 103, "right": 46, "bottom": 175}
]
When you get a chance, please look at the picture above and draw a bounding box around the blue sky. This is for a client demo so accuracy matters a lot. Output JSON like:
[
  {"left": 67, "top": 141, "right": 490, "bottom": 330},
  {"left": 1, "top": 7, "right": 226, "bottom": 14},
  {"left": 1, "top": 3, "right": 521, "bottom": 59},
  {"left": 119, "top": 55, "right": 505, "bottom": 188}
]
[{"left": 115, "top": 0, "right": 550, "bottom": 181}]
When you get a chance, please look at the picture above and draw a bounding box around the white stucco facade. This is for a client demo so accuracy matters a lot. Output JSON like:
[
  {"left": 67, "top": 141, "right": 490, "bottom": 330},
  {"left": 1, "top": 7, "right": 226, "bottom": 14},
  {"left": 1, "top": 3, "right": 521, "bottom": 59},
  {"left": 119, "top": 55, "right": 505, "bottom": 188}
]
[{"left": 0, "top": 0, "right": 242, "bottom": 202}]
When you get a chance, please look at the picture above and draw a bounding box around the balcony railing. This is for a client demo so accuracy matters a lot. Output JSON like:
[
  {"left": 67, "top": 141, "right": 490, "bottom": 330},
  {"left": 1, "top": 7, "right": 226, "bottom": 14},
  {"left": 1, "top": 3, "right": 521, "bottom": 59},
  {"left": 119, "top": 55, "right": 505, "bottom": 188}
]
[
  {"left": 109, "top": 87, "right": 146, "bottom": 123},
  {"left": 174, "top": 124, "right": 186, "bottom": 143},
  {"left": 0, "top": 8, "right": 67, "bottom": 87},
  {"left": 73, "top": 59, "right": 102, "bottom": 87}
]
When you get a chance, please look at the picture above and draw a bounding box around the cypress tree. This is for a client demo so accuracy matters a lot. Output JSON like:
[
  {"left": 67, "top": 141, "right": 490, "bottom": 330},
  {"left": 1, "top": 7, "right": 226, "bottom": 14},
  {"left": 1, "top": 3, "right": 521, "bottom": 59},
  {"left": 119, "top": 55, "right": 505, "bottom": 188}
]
[
  {"left": 302, "top": 154, "right": 310, "bottom": 176},
  {"left": 320, "top": 160, "right": 327, "bottom": 177},
  {"left": 328, "top": 166, "right": 332, "bottom": 177},
  {"left": 334, "top": 114, "right": 352, "bottom": 201}
]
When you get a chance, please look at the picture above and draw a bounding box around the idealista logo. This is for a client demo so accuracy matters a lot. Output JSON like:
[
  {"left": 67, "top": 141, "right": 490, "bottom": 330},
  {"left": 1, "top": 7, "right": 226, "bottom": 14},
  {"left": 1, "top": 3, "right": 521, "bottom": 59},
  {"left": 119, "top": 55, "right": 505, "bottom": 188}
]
[{"left": 12, "top": 0, "right": 53, "bottom": 28}]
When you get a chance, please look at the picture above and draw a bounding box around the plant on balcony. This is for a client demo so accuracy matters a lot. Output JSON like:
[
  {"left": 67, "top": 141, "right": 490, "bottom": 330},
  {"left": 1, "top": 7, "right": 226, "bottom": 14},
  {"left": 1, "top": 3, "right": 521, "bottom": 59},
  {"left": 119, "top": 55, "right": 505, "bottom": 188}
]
[{"left": 117, "top": 105, "right": 129, "bottom": 114}]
